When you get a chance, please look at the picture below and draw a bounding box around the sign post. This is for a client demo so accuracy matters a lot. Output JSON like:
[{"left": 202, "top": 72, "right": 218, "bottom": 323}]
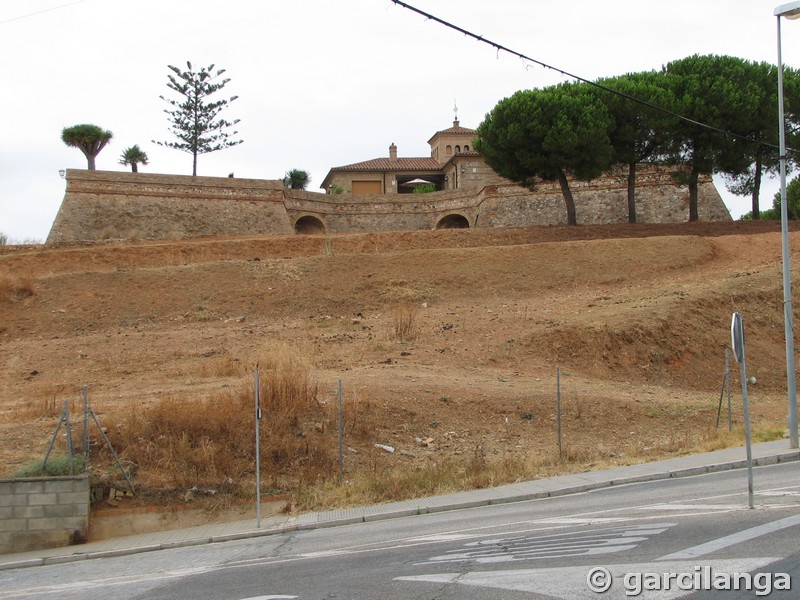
[
  {"left": 731, "top": 312, "right": 754, "bottom": 509},
  {"left": 255, "top": 366, "right": 262, "bottom": 528}
]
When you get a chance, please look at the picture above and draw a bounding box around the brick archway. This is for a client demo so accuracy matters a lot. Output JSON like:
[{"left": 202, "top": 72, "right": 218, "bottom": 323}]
[
  {"left": 295, "top": 216, "right": 326, "bottom": 234},
  {"left": 435, "top": 214, "right": 470, "bottom": 229}
]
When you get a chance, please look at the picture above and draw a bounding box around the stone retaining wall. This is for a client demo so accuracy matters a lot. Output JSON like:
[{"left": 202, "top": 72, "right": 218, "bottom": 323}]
[
  {"left": 0, "top": 475, "right": 90, "bottom": 554},
  {"left": 46, "top": 165, "right": 731, "bottom": 243}
]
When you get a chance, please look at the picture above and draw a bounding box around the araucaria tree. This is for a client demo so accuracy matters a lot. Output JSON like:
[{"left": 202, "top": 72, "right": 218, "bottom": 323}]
[
  {"left": 154, "top": 62, "right": 243, "bottom": 176},
  {"left": 61, "top": 124, "right": 113, "bottom": 170}
]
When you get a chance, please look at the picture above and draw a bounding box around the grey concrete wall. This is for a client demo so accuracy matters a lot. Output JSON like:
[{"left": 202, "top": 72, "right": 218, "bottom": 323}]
[{"left": 0, "top": 475, "right": 90, "bottom": 554}]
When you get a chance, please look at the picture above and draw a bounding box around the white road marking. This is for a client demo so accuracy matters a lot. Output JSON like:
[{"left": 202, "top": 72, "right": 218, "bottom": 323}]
[
  {"left": 421, "top": 523, "right": 674, "bottom": 565},
  {"left": 658, "top": 513, "right": 800, "bottom": 560},
  {"left": 397, "top": 558, "right": 779, "bottom": 599},
  {"left": 637, "top": 503, "right": 742, "bottom": 511},
  {"left": 406, "top": 533, "right": 475, "bottom": 542}
]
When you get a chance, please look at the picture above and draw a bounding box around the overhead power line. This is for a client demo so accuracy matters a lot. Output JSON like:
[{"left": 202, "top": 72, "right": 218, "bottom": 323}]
[
  {"left": 0, "top": 0, "right": 87, "bottom": 26},
  {"left": 389, "top": 0, "right": 786, "bottom": 153}
]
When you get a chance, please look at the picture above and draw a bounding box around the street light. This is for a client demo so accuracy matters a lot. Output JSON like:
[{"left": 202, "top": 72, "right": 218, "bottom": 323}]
[{"left": 775, "top": 1, "right": 800, "bottom": 448}]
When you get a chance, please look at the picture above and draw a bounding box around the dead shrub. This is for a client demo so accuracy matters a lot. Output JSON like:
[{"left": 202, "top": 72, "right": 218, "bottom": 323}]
[
  {"left": 104, "top": 346, "right": 345, "bottom": 495},
  {"left": 0, "top": 274, "right": 36, "bottom": 302},
  {"left": 391, "top": 303, "right": 418, "bottom": 341}
]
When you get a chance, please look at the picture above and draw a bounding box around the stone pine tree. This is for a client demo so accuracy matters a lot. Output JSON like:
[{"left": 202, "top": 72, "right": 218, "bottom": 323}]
[
  {"left": 661, "top": 55, "right": 757, "bottom": 221},
  {"left": 720, "top": 60, "right": 800, "bottom": 220},
  {"left": 476, "top": 82, "right": 613, "bottom": 225},
  {"left": 119, "top": 145, "right": 149, "bottom": 172},
  {"left": 597, "top": 71, "right": 677, "bottom": 223},
  {"left": 154, "top": 62, "right": 243, "bottom": 176},
  {"left": 61, "top": 124, "right": 113, "bottom": 170}
]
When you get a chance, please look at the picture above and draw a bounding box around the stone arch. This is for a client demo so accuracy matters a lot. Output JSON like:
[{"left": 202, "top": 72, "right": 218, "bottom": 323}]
[
  {"left": 294, "top": 215, "right": 326, "bottom": 234},
  {"left": 436, "top": 214, "right": 470, "bottom": 229}
]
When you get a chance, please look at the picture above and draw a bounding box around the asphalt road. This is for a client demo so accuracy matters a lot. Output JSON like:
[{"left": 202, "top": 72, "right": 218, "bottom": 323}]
[{"left": 2, "top": 461, "right": 799, "bottom": 599}]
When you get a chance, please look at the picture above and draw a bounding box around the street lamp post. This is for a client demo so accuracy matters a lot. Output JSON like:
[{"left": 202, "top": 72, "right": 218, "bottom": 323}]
[{"left": 775, "top": 2, "right": 800, "bottom": 449}]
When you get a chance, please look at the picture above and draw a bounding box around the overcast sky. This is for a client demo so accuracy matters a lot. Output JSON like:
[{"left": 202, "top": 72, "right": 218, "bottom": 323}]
[{"left": 2, "top": 0, "right": 799, "bottom": 242}]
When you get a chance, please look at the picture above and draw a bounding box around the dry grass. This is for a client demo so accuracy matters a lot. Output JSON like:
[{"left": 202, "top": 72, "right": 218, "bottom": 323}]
[
  {"left": 391, "top": 303, "right": 418, "bottom": 342},
  {"left": 101, "top": 346, "right": 374, "bottom": 497},
  {"left": 0, "top": 274, "right": 36, "bottom": 302},
  {"left": 284, "top": 423, "right": 784, "bottom": 513}
]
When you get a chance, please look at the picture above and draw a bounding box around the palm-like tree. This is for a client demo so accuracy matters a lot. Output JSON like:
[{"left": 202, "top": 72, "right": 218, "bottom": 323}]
[
  {"left": 61, "top": 124, "right": 113, "bottom": 170},
  {"left": 282, "top": 169, "right": 311, "bottom": 190},
  {"left": 119, "top": 145, "right": 149, "bottom": 173}
]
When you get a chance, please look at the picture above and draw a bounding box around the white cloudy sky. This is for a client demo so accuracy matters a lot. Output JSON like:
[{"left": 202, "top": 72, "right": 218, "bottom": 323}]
[{"left": 2, "top": 0, "right": 799, "bottom": 242}]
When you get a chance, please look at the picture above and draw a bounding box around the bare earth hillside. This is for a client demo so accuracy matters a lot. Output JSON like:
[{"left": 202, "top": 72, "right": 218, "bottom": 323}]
[{"left": 1, "top": 221, "right": 798, "bottom": 515}]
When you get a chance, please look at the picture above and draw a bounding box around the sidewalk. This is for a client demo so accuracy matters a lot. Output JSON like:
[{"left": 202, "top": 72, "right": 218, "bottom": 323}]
[{"left": 2, "top": 440, "right": 798, "bottom": 571}]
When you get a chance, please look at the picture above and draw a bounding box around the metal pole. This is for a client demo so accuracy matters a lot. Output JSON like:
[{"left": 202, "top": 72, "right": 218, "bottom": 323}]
[
  {"left": 255, "top": 367, "right": 261, "bottom": 528},
  {"left": 556, "top": 366, "right": 562, "bottom": 461},
  {"left": 338, "top": 379, "right": 344, "bottom": 484},
  {"left": 777, "top": 14, "right": 800, "bottom": 449},
  {"left": 64, "top": 400, "right": 74, "bottom": 474},
  {"left": 726, "top": 348, "right": 733, "bottom": 432},
  {"left": 83, "top": 385, "right": 89, "bottom": 461},
  {"left": 732, "top": 312, "right": 755, "bottom": 509}
]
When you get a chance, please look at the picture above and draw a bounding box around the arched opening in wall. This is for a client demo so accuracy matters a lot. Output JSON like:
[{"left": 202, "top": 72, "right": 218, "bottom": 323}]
[
  {"left": 294, "top": 216, "right": 326, "bottom": 235},
  {"left": 436, "top": 214, "right": 470, "bottom": 229},
  {"left": 464, "top": 145, "right": 469, "bottom": 151}
]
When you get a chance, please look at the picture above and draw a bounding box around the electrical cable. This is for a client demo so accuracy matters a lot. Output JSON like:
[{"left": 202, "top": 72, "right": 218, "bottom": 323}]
[
  {"left": 0, "top": 0, "right": 87, "bottom": 26},
  {"left": 389, "top": 0, "right": 792, "bottom": 155}
]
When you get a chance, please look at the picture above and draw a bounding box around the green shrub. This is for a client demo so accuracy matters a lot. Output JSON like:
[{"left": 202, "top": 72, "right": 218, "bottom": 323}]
[{"left": 15, "top": 456, "right": 86, "bottom": 477}]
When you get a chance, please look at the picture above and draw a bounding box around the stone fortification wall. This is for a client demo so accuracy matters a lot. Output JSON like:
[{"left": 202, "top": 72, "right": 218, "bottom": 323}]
[
  {"left": 284, "top": 187, "right": 484, "bottom": 233},
  {"left": 477, "top": 165, "right": 729, "bottom": 227},
  {"left": 47, "top": 171, "right": 291, "bottom": 243},
  {"left": 47, "top": 166, "right": 730, "bottom": 243},
  {"left": 0, "top": 475, "right": 89, "bottom": 554}
]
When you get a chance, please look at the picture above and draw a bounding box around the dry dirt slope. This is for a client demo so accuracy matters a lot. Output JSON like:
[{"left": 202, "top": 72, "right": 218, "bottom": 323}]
[{"left": 0, "top": 221, "right": 797, "bottom": 494}]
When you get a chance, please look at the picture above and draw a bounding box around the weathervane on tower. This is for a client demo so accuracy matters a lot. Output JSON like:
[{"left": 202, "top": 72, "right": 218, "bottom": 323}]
[{"left": 453, "top": 99, "right": 459, "bottom": 126}]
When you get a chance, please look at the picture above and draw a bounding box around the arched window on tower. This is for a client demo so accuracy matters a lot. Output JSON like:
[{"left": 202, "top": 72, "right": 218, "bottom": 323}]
[
  {"left": 455, "top": 145, "right": 461, "bottom": 153},
  {"left": 446, "top": 145, "right": 452, "bottom": 156},
  {"left": 464, "top": 145, "right": 469, "bottom": 151}
]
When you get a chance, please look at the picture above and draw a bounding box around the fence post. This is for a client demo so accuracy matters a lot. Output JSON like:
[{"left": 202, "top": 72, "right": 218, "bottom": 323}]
[
  {"left": 338, "top": 379, "right": 344, "bottom": 484},
  {"left": 83, "top": 385, "right": 90, "bottom": 461},
  {"left": 255, "top": 366, "right": 261, "bottom": 528},
  {"left": 557, "top": 366, "right": 562, "bottom": 461}
]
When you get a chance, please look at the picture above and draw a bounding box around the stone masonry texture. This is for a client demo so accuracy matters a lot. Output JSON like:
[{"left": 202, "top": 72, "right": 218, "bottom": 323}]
[{"left": 46, "top": 166, "right": 730, "bottom": 244}]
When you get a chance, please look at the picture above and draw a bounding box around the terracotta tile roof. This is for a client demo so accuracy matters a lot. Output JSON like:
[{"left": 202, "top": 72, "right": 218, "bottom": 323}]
[
  {"left": 427, "top": 123, "right": 477, "bottom": 144},
  {"left": 330, "top": 157, "right": 442, "bottom": 172},
  {"left": 438, "top": 126, "right": 477, "bottom": 136}
]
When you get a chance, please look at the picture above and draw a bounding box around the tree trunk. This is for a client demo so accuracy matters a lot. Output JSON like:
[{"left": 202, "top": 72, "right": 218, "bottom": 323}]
[
  {"left": 627, "top": 162, "right": 637, "bottom": 224},
  {"left": 688, "top": 165, "right": 699, "bottom": 222},
  {"left": 751, "top": 156, "right": 763, "bottom": 220},
  {"left": 557, "top": 169, "right": 577, "bottom": 226},
  {"left": 192, "top": 152, "right": 198, "bottom": 177},
  {"left": 87, "top": 154, "right": 96, "bottom": 170},
  {"left": 131, "top": 163, "right": 138, "bottom": 173}
]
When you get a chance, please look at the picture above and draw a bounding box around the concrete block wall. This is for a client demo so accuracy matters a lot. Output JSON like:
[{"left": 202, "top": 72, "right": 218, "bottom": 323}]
[{"left": 0, "top": 475, "right": 90, "bottom": 554}]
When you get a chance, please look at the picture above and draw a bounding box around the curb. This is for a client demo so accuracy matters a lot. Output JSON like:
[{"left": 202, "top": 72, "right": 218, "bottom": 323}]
[{"left": 2, "top": 449, "right": 798, "bottom": 571}]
